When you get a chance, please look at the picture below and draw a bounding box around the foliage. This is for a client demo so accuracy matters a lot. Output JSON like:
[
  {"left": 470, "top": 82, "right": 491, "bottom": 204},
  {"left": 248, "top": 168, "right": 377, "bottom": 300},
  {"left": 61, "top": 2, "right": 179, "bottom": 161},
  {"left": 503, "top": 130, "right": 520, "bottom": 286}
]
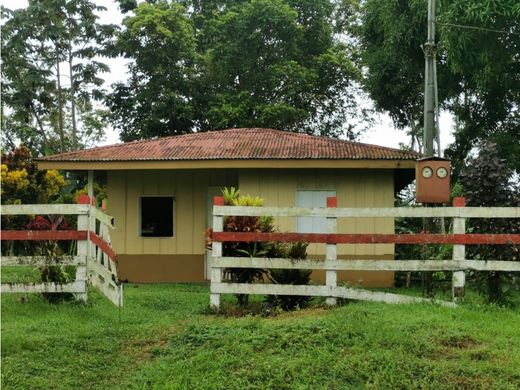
[
  {"left": 217, "top": 187, "right": 277, "bottom": 306},
  {"left": 394, "top": 186, "right": 454, "bottom": 292},
  {"left": 108, "top": 1, "right": 197, "bottom": 141},
  {"left": 1, "top": 0, "right": 116, "bottom": 155},
  {"left": 1, "top": 146, "right": 66, "bottom": 205},
  {"left": 0, "top": 145, "right": 76, "bottom": 296},
  {"left": 25, "top": 215, "right": 76, "bottom": 303},
  {"left": 72, "top": 182, "right": 108, "bottom": 208},
  {"left": 109, "top": 0, "right": 363, "bottom": 141},
  {"left": 266, "top": 242, "right": 312, "bottom": 310},
  {"left": 355, "top": 0, "right": 520, "bottom": 173},
  {"left": 2, "top": 283, "right": 520, "bottom": 389},
  {"left": 460, "top": 142, "right": 520, "bottom": 304}
]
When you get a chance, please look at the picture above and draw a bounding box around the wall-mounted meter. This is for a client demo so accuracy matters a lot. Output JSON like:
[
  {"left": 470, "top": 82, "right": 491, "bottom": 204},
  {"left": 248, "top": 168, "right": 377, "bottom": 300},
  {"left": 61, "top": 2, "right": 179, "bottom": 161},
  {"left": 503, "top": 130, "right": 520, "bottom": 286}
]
[{"left": 416, "top": 157, "right": 451, "bottom": 203}]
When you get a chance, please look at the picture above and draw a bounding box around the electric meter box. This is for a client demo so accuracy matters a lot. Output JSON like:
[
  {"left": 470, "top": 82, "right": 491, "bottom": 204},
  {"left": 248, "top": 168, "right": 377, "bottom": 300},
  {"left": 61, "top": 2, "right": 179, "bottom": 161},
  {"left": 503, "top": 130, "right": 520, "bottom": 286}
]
[{"left": 415, "top": 157, "right": 451, "bottom": 204}]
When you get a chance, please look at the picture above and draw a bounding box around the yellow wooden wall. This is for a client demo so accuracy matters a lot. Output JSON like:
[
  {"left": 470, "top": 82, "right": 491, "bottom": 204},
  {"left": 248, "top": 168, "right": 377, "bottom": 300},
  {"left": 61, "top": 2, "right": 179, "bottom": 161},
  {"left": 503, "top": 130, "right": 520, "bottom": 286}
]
[
  {"left": 238, "top": 169, "right": 395, "bottom": 258},
  {"left": 108, "top": 168, "right": 394, "bottom": 258},
  {"left": 107, "top": 169, "right": 238, "bottom": 255}
]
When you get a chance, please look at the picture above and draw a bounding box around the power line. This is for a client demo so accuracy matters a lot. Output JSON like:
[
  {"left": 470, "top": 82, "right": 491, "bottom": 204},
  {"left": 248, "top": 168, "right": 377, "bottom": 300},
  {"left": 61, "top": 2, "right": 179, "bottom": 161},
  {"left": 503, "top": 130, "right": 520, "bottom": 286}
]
[{"left": 439, "top": 22, "right": 520, "bottom": 37}]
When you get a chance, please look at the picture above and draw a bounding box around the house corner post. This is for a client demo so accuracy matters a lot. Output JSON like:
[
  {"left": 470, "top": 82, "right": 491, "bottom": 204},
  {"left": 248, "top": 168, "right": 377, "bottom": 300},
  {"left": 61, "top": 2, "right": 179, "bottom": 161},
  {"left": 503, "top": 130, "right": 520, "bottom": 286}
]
[
  {"left": 210, "top": 196, "right": 225, "bottom": 310},
  {"left": 326, "top": 196, "right": 337, "bottom": 306},
  {"left": 452, "top": 197, "right": 466, "bottom": 301},
  {"left": 76, "top": 196, "right": 90, "bottom": 303}
]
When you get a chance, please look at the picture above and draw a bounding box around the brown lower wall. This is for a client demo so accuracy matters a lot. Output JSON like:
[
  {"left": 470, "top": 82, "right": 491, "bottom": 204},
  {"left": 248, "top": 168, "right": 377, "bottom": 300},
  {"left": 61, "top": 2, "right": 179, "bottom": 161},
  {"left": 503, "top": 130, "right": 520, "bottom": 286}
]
[
  {"left": 117, "top": 254, "right": 394, "bottom": 287},
  {"left": 117, "top": 254, "right": 205, "bottom": 283}
]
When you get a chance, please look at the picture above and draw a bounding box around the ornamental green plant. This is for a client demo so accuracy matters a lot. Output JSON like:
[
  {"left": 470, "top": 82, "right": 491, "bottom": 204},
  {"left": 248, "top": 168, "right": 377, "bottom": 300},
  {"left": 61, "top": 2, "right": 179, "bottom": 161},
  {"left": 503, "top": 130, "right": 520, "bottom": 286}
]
[
  {"left": 460, "top": 142, "right": 519, "bottom": 304},
  {"left": 207, "top": 187, "right": 314, "bottom": 309},
  {"left": 26, "top": 214, "right": 76, "bottom": 303},
  {"left": 266, "top": 242, "right": 312, "bottom": 310},
  {"left": 219, "top": 188, "right": 277, "bottom": 306}
]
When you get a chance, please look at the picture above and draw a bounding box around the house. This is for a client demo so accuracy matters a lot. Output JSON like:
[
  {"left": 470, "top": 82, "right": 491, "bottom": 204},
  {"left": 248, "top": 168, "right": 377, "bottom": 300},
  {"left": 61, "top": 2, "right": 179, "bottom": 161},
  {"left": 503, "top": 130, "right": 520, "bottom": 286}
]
[{"left": 38, "top": 128, "right": 420, "bottom": 287}]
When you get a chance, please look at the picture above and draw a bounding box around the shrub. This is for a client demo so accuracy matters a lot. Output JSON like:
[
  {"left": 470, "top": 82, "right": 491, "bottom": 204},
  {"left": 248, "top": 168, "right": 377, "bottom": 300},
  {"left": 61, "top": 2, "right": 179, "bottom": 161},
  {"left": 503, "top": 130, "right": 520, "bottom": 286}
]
[
  {"left": 266, "top": 242, "right": 312, "bottom": 310},
  {"left": 460, "top": 142, "right": 519, "bottom": 304},
  {"left": 213, "top": 187, "right": 277, "bottom": 306},
  {"left": 26, "top": 215, "right": 76, "bottom": 303}
]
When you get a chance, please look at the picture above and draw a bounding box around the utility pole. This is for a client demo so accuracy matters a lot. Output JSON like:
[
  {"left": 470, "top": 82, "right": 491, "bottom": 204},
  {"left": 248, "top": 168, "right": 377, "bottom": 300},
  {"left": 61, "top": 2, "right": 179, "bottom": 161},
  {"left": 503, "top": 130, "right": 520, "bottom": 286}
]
[
  {"left": 422, "top": 0, "right": 437, "bottom": 296},
  {"left": 423, "top": 0, "right": 437, "bottom": 157}
]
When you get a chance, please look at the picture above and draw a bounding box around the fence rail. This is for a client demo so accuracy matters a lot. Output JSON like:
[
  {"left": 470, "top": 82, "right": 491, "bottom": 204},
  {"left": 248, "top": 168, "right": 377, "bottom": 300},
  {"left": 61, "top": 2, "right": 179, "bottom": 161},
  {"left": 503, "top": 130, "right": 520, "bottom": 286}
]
[
  {"left": 213, "top": 257, "right": 520, "bottom": 272},
  {"left": 210, "top": 196, "right": 519, "bottom": 309},
  {"left": 1, "top": 201, "right": 122, "bottom": 306},
  {"left": 213, "top": 205, "right": 520, "bottom": 218}
]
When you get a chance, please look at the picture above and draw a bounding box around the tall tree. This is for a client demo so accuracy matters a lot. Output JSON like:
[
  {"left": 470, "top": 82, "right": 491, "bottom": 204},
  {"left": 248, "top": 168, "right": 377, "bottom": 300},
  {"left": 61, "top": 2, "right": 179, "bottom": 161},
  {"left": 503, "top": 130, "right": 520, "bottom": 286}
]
[
  {"left": 109, "top": 0, "right": 362, "bottom": 141},
  {"left": 355, "top": 0, "right": 519, "bottom": 173},
  {"left": 108, "top": 1, "right": 198, "bottom": 140},
  {"left": 1, "top": 0, "right": 116, "bottom": 155}
]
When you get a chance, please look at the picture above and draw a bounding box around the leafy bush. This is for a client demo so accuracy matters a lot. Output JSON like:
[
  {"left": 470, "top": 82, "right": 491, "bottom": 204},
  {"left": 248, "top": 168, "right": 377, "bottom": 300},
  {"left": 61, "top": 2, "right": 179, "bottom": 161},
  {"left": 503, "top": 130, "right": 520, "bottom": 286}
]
[
  {"left": 266, "top": 242, "right": 312, "bottom": 310},
  {"left": 26, "top": 215, "right": 76, "bottom": 303},
  {"left": 211, "top": 188, "right": 277, "bottom": 306},
  {"left": 461, "top": 142, "right": 519, "bottom": 304}
]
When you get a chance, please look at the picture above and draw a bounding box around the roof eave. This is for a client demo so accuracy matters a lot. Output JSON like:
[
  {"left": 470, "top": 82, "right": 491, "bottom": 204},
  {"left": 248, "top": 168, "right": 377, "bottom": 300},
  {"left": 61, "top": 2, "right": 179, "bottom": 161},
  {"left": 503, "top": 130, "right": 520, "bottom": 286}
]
[{"left": 37, "top": 158, "right": 417, "bottom": 171}]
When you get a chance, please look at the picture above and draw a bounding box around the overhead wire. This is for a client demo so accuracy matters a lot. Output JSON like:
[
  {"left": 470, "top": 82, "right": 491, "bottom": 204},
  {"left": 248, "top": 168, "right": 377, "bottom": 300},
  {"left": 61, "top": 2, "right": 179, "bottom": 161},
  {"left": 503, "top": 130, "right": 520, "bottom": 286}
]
[{"left": 438, "top": 22, "right": 520, "bottom": 37}]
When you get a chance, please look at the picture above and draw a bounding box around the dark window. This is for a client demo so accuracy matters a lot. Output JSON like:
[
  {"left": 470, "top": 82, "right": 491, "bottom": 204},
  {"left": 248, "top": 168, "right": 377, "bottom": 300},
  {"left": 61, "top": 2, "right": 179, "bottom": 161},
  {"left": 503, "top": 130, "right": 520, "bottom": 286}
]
[{"left": 140, "top": 196, "right": 174, "bottom": 237}]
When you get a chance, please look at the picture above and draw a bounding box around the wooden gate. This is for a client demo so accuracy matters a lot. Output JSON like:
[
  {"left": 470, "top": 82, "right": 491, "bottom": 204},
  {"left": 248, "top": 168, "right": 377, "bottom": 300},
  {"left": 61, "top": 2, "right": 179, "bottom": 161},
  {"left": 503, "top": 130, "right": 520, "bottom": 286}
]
[
  {"left": 209, "top": 196, "right": 520, "bottom": 309},
  {"left": 1, "top": 199, "right": 123, "bottom": 306}
]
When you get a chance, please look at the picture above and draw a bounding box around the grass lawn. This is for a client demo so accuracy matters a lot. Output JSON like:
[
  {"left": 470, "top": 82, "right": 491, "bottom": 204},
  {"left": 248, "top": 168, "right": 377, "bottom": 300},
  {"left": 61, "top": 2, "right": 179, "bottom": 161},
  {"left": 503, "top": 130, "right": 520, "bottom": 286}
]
[{"left": 2, "top": 283, "right": 520, "bottom": 389}]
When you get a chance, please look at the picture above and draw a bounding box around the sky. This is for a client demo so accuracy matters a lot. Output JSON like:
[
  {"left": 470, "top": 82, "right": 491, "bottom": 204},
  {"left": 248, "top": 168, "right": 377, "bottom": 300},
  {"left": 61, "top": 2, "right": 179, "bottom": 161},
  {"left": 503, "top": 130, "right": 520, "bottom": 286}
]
[{"left": 2, "top": 0, "right": 455, "bottom": 152}]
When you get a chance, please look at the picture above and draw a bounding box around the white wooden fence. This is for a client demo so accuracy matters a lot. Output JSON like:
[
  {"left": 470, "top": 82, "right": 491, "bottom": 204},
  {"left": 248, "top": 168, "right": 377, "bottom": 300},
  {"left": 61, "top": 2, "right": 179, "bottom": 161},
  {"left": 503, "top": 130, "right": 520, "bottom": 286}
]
[
  {"left": 1, "top": 202, "right": 122, "bottom": 306},
  {"left": 210, "top": 197, "right": 520, "bottom": 309}
]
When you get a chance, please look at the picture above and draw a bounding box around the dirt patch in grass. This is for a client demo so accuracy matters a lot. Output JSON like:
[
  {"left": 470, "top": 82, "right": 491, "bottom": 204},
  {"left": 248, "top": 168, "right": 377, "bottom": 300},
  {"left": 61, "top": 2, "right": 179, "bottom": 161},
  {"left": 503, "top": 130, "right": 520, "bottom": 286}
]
[
  {"left": 122, "top": 325, "right": 182, "bottom": 363},
  {"left": 440, "top": 335, "right": 480, "bottom": 349},
  {"left": 271, "top": 306, "right": 331, "bottom": 321},
  {"left": 445, "top": 373, "right": 493, "bottom": 390}
]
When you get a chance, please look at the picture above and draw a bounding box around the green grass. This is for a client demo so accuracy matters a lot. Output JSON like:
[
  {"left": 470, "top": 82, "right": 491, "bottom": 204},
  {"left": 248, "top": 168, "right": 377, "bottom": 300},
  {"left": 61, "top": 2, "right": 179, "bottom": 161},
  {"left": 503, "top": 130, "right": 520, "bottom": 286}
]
[{"left": 2, "top": 283, "right": 520, "bottom": 389}]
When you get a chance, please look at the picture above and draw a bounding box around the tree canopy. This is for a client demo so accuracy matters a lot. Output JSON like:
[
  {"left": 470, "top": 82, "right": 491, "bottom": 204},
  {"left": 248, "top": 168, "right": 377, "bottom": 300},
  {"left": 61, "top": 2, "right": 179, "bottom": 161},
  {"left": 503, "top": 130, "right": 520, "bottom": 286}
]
[
  {"left": 108, "top": 0, "right": 362, "bottom": 141},
  {"left": 1, "top": 0, "right": 116, "bottom": 155},
  {"left": 356, "top": 0, "right": 520, "bottom": 173}
]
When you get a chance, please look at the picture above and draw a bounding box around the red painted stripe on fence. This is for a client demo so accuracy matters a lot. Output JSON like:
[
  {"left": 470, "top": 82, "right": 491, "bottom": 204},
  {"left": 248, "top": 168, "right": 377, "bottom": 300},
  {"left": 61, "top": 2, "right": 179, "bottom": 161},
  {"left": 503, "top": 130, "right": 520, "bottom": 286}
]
[
  {"left": 0, "top": 230, "right": 88, "bottom": 241},
  {"left": 89, "top": 231, "right": 117, "bottom": 262},
  {"left": 212, "top": 232, "right": 520, "bottom": 245}
]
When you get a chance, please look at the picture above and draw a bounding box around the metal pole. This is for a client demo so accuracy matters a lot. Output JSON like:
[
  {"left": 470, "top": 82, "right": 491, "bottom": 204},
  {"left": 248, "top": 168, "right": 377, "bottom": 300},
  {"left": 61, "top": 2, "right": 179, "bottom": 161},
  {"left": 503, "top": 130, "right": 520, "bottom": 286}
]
[
  {"left": 423, "top": 0, "right": 437, "bottom": 295},
  {"left": 423, "top": 0, "right": 436, "bottom": 157}
]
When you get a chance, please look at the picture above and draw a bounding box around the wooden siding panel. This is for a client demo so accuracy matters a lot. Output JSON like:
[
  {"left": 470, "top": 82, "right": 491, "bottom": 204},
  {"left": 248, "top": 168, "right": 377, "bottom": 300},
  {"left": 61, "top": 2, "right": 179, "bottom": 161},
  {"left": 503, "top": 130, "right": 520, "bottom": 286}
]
[
  {"left": 107, "top": 171, "right": 126, "bottom": 253},
  {"left": 276, "top": 170, "right": 296, "bottom": 233},
  {"left": 375, "top": 171, "right": 394, "bottom": 256},
  {"left": 192, "top": 171, "right": 207, "bottom": 254},
  {"left": 337, "top": 171, "right": 356, "bottom": 256},
  {"left": 158, "top": 171, "right": 177, "bottom": 255},
  {"left": 125, "top": 171, "right": 142, "bottom": 254},
  {"left": 176, "top": 171, "right": 194, "bottom": 254}
]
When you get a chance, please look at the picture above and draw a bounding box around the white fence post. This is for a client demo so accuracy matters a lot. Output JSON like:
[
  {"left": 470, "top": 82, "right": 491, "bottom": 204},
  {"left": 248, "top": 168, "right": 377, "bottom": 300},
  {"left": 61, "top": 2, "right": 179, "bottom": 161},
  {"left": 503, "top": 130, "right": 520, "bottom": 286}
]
[
  {"left": 326, "top": 196, "right": 337, "bottom": 306},
  {"left": 75, "top": 198, "right": 90, "bottom": 302},
  {"left": 210, "top": 196, "right": 224, "bottom": 310},
  {"left": 452, "top": 197, "right": 466, "bottom": 300}
]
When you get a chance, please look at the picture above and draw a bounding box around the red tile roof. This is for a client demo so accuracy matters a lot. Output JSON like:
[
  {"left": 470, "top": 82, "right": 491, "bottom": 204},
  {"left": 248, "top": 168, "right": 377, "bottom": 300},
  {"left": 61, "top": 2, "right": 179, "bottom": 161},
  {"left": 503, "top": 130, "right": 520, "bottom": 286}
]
[{"left": 39, "top": 128, "right": 421, "bottom": 162}]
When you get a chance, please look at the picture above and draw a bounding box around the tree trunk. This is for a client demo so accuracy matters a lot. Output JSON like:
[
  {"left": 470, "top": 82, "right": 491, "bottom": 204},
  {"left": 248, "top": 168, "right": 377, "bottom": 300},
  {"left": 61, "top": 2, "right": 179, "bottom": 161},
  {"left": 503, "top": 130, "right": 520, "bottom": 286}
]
[
  {"left": 56, "top": 56, "right": 65, "bottom": 153},
  {"left": 68, "top": 47, "right": 78, "bottom": 149}
]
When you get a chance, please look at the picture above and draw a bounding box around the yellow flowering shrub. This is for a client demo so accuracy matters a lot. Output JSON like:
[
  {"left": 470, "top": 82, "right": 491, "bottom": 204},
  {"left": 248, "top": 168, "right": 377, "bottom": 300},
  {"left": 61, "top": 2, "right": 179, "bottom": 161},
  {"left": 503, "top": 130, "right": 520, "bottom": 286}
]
[
  {"left": 44, "top": 169, "right": 66, "bottom": 199},
  {"left": 1, "top": 165, "right": 30, "bottom": 193}
]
